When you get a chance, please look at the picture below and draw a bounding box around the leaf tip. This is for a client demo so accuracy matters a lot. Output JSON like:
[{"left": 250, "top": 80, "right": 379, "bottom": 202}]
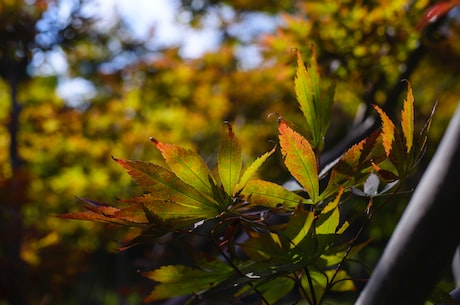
[
  {"left": 223, "top": 121, "right": 234, "bottom": 137},
  {"left": 267, "top": 112, "right": 279, "bottom": 120},
  {"left": 149, "top": 136, "right": 158, "bottom": 144},
  {"left": 276, "top": 115, "right": 285, "bottom": 125}
]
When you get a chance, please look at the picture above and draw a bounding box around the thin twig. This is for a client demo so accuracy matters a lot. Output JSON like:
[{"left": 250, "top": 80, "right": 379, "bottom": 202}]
[
  {"left": 304, "top": 264, "right": 318, "bottom": 305},
  {"left": 209, "top": 229, "right": 271, "bottom": 305}
]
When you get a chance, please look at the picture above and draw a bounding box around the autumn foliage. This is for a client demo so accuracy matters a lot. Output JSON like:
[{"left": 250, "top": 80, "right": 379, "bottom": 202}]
[
  {"left": 61, "top": 49, "right": 434, "bottom": 304},
  {"left": 2, "top": 0, "right": 460, "bottom": 304}
]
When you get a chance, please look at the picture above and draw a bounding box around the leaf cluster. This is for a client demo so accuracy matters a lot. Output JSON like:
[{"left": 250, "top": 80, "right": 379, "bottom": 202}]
[{"left": 61, "top": 48, "right": 433, "bottom": 304}]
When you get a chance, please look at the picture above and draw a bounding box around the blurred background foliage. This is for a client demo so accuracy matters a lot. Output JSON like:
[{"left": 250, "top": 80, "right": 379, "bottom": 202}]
[{"left": 1, "top": 0, "right": 460, "bottom": 304}]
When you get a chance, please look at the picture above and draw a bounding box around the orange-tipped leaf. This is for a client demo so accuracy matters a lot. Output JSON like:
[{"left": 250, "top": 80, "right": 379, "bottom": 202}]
[
  {"left": 373, "top": 105, "right": 395, "bottom": 156},
  {"left": 278, "top": 119, "right": 319, "bottom": 202},
  {"left": 152, "top": 138, "right": 215, "bottom": 196}
]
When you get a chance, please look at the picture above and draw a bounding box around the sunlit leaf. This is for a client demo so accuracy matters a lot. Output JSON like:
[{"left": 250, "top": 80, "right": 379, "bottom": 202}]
[
  {"left": 316, "top": 206, "right": 340, "bottom": 235},
  {"left": 218, "top": 122, "right": 242, "bottom": 195},
  {"left": 151, "top": 137, "right": 215, "bottom": 196},
  {"left": 373, "top": 105, "right": 395, "bottom": 156},
  {"left": 295, "top": 49, "right": 317, "bottom": 142},
  {"left": 278, "top": 119, "right": 319, "bottom": 202},
  {"left": 321, "top": 186, "right": 343, "bottom": 215},
  {"left": 114, "top": 158, "right": 218, "bottom": 211},
  {"left": 143, "top": 260, "right": 235, "bottom": 302},
  {"left": 243, "top": 179, "right": 311, "bottom": 208},
  {"left": 401, "top": 81, "right": 414, "bottom": 153},
  {"left": 234, "top": 144, "right": 276, "bottom": 194},
  {"left": 294, "top": 47, "right": 333, "bottom": 149}
]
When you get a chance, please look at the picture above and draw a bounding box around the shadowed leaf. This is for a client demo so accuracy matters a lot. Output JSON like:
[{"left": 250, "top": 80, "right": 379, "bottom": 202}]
[
  {"left": 121, "top": 194, "right": 215, "bottom": 220},
  {"left": 143, "top": 261, "right": 234, "bottom": 302},
  {"left": 284, "top": 204, "right": 315, "bottom": 247}
]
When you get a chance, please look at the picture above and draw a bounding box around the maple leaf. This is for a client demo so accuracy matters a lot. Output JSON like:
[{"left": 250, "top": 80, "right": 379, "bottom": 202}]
[
  {"left": 278, "top": 118, "right": 319, "bottom": 203},
  {"left": 373, "top": 105, "right": 395, "bottom": 157},
  {"left": 401, "top": 81, "right": 414, "bottom": 153},
  {"left": 295, "top": 47, "right": 334, "bottom": 150},
  {"left": 218, "top": 122, "right": 242, "bottom": 196}
]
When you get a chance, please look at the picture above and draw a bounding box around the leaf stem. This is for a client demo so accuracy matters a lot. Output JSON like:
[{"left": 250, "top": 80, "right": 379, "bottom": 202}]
[
  {"left": 295, "top": 272, "right": 313, "bottom": 305},
  {"left": 304, "top": 265, "right": 318, "bottom": 305}
]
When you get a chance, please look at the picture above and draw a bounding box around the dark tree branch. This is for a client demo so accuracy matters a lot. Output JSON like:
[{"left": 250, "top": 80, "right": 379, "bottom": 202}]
[{"left": 355, "top": 102, "right": 460, "bottom": 305}]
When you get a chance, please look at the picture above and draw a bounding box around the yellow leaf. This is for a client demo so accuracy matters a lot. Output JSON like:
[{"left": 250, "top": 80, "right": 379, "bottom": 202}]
[
  {"left": 401, "top": 81, "right": 414, "bottom": 153},
  {"left": 373, "top": 105, "right": 395, "bottom": 156}
]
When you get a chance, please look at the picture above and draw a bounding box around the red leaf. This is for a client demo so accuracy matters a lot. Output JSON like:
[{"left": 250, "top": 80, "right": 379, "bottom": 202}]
[{"left": 417, "top": 1, "right": 459, "bottom": 31}]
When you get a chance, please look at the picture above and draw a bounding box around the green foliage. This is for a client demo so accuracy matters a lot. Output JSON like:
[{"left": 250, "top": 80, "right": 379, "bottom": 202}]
[
  {"left": 62, "top": 49, "right": 433, "bottom": 304},
  {"left": 294, "top": 47, "right": 334, "bottom": 151},
  {"left": 3, "top": 0, "right": 460, "bottom": 304}
]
